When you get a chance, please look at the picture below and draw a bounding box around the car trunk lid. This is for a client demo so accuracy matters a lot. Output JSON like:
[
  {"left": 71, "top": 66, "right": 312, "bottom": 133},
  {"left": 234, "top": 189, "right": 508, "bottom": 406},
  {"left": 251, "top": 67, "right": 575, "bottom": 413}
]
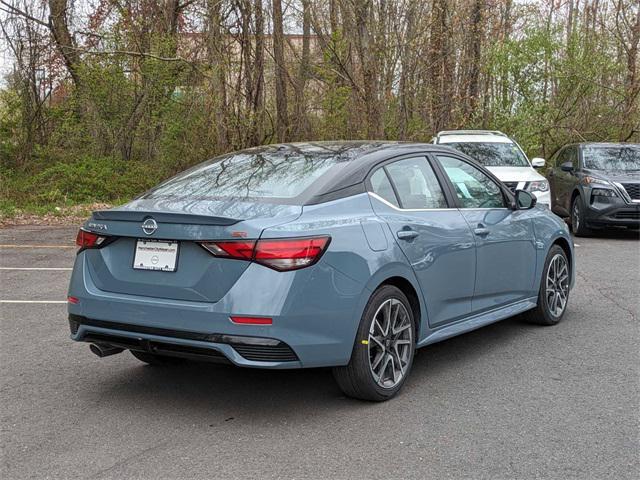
[{"left": 81, "top": 198, "right": 301, "bottom": 303}]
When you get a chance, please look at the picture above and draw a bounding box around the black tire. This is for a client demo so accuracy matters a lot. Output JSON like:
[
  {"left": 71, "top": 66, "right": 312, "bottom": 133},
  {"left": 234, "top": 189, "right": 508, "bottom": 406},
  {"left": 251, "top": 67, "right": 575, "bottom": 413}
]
[
  {"left": 522, "top": 245, "right": 570, "bottom": 326},
  {"left": 571, "top": 194, "right": 593, "bottom": 237},
  {"left": 130, "top": 350, "right": 185, "bottom": 366},
  {"left": 333, "top": 285, "right": 416, "bottom": 401}
]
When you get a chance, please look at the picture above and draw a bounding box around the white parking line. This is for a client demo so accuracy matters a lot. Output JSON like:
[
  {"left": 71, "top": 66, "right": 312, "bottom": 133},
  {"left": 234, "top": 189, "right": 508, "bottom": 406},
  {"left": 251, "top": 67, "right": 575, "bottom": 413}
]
[
  {"left": 0, "top": 244, "right": 74, "bottom": 249},
  {"left": 0, "top": 300, "right": 67, "bottom": 304},
  {"left": 0, "top": 267, "right": 72, "bottom": 271}
]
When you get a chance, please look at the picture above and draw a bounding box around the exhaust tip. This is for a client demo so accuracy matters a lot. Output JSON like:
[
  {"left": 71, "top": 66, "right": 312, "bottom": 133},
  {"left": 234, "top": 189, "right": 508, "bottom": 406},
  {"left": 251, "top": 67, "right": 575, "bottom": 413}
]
[{"left": 89, "top": 343, "right": 123, "bottom": 358}]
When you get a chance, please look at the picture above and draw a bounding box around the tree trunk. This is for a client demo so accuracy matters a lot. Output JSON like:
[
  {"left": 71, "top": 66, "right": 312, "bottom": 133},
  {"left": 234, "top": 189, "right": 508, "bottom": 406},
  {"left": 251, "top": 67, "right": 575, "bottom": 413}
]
[
  {"left": 621, "top": 4, "right": 640, "bottom": 140},
  {"left": 272, "top": 0, "right": 289, "bottom": 142},
  {"left": 293, "top": 0, "right": 311, "bottom": 139}
]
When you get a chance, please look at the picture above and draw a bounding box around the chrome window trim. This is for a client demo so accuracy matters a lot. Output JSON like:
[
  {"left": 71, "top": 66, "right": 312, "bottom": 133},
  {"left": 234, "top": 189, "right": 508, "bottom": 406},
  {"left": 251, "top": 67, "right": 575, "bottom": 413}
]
[{"left": 368, "top": 192, "right": 452, "bottom": 212}]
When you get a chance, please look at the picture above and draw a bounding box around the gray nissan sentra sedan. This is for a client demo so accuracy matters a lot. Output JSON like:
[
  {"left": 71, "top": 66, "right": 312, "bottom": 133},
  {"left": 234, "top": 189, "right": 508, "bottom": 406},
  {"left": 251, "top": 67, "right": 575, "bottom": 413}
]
[{"left": 68, "top": 142, "right": 574, "bottom": 401}]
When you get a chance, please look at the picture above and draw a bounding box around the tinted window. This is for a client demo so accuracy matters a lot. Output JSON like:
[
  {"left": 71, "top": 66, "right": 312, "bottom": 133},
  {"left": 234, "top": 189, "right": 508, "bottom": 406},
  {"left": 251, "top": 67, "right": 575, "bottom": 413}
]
[
  {"left": 583, "top": 145, "right": 640, "bottom": 171},
  {"left": 551, "top": 148, "right": 564, "bottom": 167},
  {"left": 370, "top": 168, "right": 399, "bottom": 207},
  {"left": 385, "top": 158, "right": 447, "bottom": 209},
  {"left": 438, "top": 156, "right": 506, "bottom": 208},
  {"left": 144, "top": 150, "right": 347, "bottom": 200},
  {"left": 445, "top": 142, "right": 529, "bottom": 167},
  {"left": 567, "top": 146, "right": 579, "bottom": 168}
]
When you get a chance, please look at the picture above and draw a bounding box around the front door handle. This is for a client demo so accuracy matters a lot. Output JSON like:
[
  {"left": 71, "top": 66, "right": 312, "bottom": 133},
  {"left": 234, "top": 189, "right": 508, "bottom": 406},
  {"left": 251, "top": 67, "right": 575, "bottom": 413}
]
[
  {"left": 474, "top": 226, "right": 490, "bottom": 236},
  {"left": 397, "top": 229, "right": 419, "bottom": 240}
]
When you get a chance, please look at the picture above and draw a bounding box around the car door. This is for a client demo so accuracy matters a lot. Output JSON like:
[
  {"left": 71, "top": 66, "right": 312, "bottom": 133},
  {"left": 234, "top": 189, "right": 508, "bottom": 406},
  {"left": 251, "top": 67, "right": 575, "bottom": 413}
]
[
  {"left": 547, "top": 147, "right": 565, "bottom": 215},
  {"left": 552, "top": 146, "right": 579, "bottom": 215},
  {"left": 368, "top": 156, "right": 476, "bottom": 327},
  {"left": 434, "top": 154, "right": 538, "bottom": 313}
]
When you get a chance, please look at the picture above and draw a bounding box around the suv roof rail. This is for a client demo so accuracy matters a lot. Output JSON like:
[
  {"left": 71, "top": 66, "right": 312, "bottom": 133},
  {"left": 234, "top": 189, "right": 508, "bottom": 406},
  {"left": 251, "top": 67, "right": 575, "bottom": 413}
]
[{"left": 436, "top": 130, "right": 508, "bottom": 137}]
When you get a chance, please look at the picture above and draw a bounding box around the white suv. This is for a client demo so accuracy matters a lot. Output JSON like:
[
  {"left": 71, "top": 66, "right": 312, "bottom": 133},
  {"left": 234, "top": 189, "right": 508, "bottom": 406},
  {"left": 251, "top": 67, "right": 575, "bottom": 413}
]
[{"left": 433, "top": 130, "right": 550, "bottom": 206}]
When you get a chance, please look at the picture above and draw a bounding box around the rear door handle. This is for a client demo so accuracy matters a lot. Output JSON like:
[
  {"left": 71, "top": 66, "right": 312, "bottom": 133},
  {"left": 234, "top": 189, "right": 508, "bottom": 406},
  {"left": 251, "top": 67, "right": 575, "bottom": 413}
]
[
  {"left": 474, "top": 227, "right": 490, "bottom": 236},
  {"left": 397, "top": 229, "right": 419, "bottom": 240}
]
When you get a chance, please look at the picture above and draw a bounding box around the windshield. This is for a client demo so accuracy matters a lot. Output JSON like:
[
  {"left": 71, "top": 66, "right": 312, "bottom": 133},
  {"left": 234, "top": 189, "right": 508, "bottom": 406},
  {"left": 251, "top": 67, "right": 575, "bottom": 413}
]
[
  {"left": 583, "top": 145, "right": 640, "bottom": 171},
  {"left": 446, "top": 142, "right": 529, "bottom": 167},
  {"left": 144, "top": 150, "right": 347, "bottom": 200}
]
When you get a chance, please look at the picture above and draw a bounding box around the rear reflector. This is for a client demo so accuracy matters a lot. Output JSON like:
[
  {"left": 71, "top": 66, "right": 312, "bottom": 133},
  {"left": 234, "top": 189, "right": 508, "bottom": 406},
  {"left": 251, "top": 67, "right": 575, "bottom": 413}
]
[
  {"left": 230, "top": 316, "right": 273, "bottom": 325},
  {"left": 67, "top": 296, "right": 80, "bottom": 304},
  {"left": 199, "top": 236, "right": 330, "bottom": 271},
  {"left": 75, "top": 229, "right": 106, "bottom": 249}
]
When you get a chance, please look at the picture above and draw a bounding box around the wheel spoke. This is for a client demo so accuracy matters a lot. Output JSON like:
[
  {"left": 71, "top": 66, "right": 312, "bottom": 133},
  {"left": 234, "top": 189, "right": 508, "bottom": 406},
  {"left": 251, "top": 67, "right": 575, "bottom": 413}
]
[
  {"left": 370, "top": 333, "right": 384, "bottom": 347},
  {"left": 371, "top": 350, "right": 385, "bottom": 372}
]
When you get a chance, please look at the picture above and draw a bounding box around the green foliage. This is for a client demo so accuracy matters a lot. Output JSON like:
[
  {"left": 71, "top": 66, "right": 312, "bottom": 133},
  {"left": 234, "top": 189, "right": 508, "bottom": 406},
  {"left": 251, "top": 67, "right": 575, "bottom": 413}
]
[{"left": 1, "top": 156, "right": 161, "bottom": 212}]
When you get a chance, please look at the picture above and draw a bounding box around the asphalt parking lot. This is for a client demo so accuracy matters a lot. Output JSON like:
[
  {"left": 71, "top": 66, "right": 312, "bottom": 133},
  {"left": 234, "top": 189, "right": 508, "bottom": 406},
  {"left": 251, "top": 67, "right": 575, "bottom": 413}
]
[{"left": 1, "top": 225, "right": 638, "bottom": 480}]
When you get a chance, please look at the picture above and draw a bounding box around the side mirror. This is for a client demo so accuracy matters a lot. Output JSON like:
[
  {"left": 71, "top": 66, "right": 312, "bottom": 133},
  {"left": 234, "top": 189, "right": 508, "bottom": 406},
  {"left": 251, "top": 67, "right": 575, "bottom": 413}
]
[
  {"left": 515, "top": 190, "right": 537, "bottom": 210},
  {"left": 560, "top": 161, "right": 574, "bottom": 172},
  {"left": 531, "top": 157, "right": 545, "bottom": 168}
]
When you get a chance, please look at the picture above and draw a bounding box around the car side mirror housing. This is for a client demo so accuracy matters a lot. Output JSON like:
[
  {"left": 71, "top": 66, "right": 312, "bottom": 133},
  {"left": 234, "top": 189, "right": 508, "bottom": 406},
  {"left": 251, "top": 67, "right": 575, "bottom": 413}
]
[
  {"left": 515, "top": 190, "right": 537, "bottom": 210},
  {"left": 531, "top": 157, "right": 545, "bottom": 168},
  {"left": 560, "top": 161, "right": 574, "bottom": 172}
]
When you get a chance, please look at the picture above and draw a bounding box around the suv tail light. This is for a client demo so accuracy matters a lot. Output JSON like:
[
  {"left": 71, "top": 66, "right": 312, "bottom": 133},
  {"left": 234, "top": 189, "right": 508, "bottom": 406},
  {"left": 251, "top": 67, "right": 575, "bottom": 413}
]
[
  {"left": 75, "top": 229, "right": 107, "bottom": 249},
  {"left": 200, "top": 236, "right": 330, "bottom": 271}
]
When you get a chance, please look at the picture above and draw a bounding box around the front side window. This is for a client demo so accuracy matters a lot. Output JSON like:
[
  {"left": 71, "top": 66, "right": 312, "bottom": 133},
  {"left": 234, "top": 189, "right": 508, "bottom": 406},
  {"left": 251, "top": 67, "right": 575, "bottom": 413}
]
[
  {"left": 583, "top": 145, "right": 640, "bottom": 171},
  {"left": 437, "top": 156, "right": 506, "bottom": 209},
  {"left": 384, "top": 157, "right": 448, "bottom": 209},
  {"left": 444, "top": 142, "right": 529, "bottom": 167},
  {"left": 551, "top": 148, "right": 565, "bottom": 167}
]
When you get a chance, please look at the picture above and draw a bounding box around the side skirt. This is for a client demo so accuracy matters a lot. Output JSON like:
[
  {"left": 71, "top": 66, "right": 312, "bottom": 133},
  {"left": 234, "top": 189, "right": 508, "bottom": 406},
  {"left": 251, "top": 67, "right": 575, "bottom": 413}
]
[{"left": 417, "top": 297, "right": 537, "bottom": 348}]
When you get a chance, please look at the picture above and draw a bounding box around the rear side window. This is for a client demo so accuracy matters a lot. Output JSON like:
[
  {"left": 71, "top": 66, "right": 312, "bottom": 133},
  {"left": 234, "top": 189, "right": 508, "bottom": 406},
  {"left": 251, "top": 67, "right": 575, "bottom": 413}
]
[
  {"left": 370, "top": 169, "right": 399, "bottom": 207},
  {"left": 144, "top": 151, "right": 347, "bottom": 200},
  {"left": 385, "top": 157, "right": 447, "bottom": 209}
]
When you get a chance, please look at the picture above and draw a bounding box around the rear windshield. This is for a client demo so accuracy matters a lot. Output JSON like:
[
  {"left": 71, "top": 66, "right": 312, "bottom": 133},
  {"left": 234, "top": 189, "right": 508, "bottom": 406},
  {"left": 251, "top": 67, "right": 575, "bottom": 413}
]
[
  {"left": 446, "top": 142, "right": 529, "bottom": 167},
  {"left": 143, "top": 150, "right": 348, "bottom": 200},
  {"left": 583, "top": 145, "right": 640, "bottom": 171}
]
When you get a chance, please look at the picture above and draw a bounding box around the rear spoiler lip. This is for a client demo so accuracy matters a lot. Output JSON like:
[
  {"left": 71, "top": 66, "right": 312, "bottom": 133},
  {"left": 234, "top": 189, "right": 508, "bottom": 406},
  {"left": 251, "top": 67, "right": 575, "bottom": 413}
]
[{"left": 92, "top": 209, "right": 241, "bottom": 226}]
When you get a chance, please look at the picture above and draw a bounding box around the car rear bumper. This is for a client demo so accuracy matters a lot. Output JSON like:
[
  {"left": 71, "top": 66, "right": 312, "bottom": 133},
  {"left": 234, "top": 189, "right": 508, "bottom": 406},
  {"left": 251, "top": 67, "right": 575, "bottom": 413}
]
[{"left": 67, "top": 252, "right": 367, "bottom": 369}]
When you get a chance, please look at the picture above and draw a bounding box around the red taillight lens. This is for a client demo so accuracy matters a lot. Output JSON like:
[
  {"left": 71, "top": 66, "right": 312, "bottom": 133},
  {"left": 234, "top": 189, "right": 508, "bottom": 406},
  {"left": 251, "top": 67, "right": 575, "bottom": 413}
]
[
  {"left": 199, "top": 236, "right": 330, "bottom": 271},
  {"left": 200, "top": 240, "right": 256, "bottom": 259},
  {"left": 254, "top": 237, "right": 330, "bottom": 271},
  {"left": 75, "top": 229, "right": 105, "bottom": 249}
]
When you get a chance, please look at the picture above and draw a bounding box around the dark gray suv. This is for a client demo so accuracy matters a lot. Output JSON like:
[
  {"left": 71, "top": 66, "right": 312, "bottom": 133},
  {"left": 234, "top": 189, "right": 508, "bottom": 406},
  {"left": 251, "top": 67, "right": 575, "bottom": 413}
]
[{"left": 547, "top": 143, "right": 640, "bottom": 236}]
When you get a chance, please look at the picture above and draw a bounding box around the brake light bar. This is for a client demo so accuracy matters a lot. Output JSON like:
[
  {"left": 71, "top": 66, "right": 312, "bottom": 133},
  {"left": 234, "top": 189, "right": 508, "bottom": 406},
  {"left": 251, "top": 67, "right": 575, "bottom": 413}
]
[
  {"left": 200, "top": 236, "right": 330, "bottom": 271},
  {"left": 75, "top": 229, "right": 107, "bottom": 249}
]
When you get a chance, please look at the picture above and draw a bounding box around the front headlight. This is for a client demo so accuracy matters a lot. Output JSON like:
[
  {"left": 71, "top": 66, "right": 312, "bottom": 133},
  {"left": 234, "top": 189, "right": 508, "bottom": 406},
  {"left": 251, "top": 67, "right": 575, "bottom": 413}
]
[
  {"left": 591, "top": 188, "right": 618, "bottom": 197},
  {"left": 582, "top": 176, "right": 608, "bottom": 185},
  {"left": 526, "top": 180, "right": 549, "bottom": 192}
]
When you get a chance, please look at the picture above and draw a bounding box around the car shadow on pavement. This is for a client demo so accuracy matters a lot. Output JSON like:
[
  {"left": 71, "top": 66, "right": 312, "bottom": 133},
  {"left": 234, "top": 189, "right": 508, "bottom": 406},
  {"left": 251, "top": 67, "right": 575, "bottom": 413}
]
[
  {"left": 85, "top": 315, "right": 533, "bottom": 420},
  {"left": 574, "top": 228, "right": 639, "bottom": 240}
]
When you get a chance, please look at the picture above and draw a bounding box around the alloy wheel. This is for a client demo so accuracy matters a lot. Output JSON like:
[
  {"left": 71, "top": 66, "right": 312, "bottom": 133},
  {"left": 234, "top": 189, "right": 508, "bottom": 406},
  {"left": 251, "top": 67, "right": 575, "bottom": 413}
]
[
  {"left": 545, "top": 253, "right": 569, "bottom": 317},
  {"left": 368, "top": 298, "right": 413, "bottom": 389}
]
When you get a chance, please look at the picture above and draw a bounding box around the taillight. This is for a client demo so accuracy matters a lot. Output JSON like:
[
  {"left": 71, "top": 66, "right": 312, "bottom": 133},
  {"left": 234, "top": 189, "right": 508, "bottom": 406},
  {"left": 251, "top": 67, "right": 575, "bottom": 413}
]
[
  {"left": 199, "top": 236, "right": 330, "bottom": 271},
  {"left": 75, "top": 229, "right": 106, "bottom": 249},
  {"left": 200, "top": 240, "right": 255, "bottom": 259},
  {"left": 254, "top": 237, "right": 330, "bottom": 271}
]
